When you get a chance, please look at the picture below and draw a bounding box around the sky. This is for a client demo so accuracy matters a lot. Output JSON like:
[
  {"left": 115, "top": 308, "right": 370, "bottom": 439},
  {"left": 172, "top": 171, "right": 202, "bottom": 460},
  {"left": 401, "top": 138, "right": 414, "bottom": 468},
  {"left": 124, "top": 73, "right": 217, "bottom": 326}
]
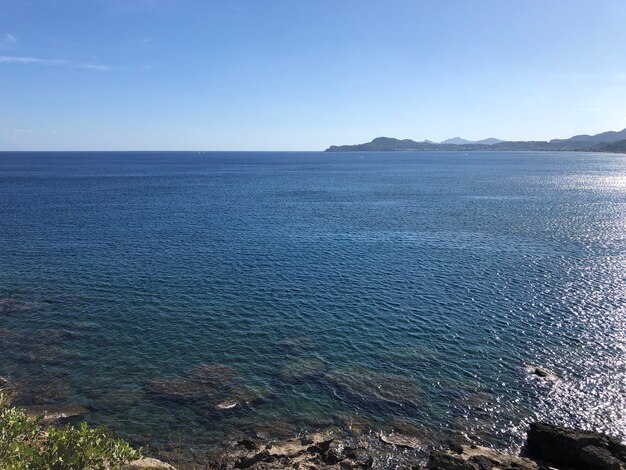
[{"left": 1, "top": 0, "right": 626, "bottom": 151}]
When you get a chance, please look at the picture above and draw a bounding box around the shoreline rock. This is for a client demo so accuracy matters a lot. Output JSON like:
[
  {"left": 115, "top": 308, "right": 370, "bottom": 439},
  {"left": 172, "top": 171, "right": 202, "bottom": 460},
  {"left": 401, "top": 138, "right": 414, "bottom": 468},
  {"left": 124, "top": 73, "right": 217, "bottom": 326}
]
[
  {"left": 206, "top": 422, "right": 626, "bottom": 469},
  {"left": 526, "top": 422, "right": 626, "bottom": 470},
  {"left": 123, "top": 457, "right": 176, "bottom": 469},
  {"left": 212, "top": 427, "right": 428, "bottom": 469},
  {"left": 4, "top": 374, "right": 625, "bottom": 469},
  {"left": 428, "top": 444, "right": 539, "bottom": 469}
]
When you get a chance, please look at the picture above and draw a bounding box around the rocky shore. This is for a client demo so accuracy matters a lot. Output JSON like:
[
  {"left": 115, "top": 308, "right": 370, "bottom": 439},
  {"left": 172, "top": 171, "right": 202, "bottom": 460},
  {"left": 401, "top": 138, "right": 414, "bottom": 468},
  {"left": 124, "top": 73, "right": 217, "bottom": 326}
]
[
  {"left": 3, "top": 369, "right": 626, "bottom": 469},
  {"left": 204, "top": 421, "right": 626, "bottom": 470}
]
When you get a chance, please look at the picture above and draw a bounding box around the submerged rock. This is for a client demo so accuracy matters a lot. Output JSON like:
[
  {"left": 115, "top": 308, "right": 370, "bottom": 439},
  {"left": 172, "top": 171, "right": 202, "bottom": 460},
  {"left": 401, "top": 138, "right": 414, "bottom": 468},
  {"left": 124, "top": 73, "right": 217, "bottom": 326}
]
[
  {"left": 23, "top": 403, "right": 89, "bottom": 424},
  {"left": 1, "top": 372, "right": 75, "bottom": 407},
  {"left": 146, "top": 364, "right": 241, "bottom": 402},
  {"left": 186, "top": 364, "right": 243, "bottom": 384},
  {"left": 146, "top": 376, "right": 219, "bottom": 402},
  {"left": 145, "top": 364, "right": 265, "bottom": 412},
  {"left": 324, "top": 367, "right": 421, "bottom": 409},
  {"left": 17, "top": 377, "right": 70, "bottom": 405},
  {"left": 93, "top": 388, "right": 143, "bottom": 413},
  {"left": 453, "top": 391, "right": 494, "bottom": 410},
  {"left": 275, "top": 336, "right": 317, "bottom": 355},
  {"left": 245, "top": 420, "right": 300, "bottom": 441},
  {"left": 0, "top": 297, "right": 35, "bottom": 316},
  {"left": 526, "top": 422, "right": 626, "bottom": 469},
  {"left": 32, "top": 329, "right": 85, "bottom": 346},
  {"left": 278, "top": 357, "right": 326, "bottom": 383}
]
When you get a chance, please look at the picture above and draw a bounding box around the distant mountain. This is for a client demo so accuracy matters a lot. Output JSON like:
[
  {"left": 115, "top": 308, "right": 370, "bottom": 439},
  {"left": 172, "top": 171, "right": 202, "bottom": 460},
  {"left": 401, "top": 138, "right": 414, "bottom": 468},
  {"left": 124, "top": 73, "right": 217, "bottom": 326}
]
[
  {"left": 594, "top": 139, "right": 626, "bottom": 153},
  {"left": 476, "top": 138, "right": 504, "bottom": 145},
  {"left": 325, "top": 137, "right": 436, "bottom": 152},
  {"left": 441, "top": 137, "right": 504, "bottom": 145},
  {"left": 441, "top": 137, "right": 471, "bottom": 145},
  {"left": 325, "top": 128, "right": 626, "bottom": 152},
  {"left": 550, "top": 128, "right": 626, "bottom": 145}
]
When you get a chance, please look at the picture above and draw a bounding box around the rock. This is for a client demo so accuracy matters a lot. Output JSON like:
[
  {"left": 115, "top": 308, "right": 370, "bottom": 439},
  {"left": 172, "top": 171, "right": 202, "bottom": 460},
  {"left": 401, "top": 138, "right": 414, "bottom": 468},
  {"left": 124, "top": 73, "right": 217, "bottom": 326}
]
[
  {"left": 123, "top": 457, "right": 176, "bottom": 469},
  {"left": 336, "top": 411, "right": 373, "bottom": 435},
  {"left": 278, "top": 357, "right": 326, "bottom": 383},
  {"left": 454, "top": 391, "right": 493, "bottom": 410},
  {"left": 0, "top": 297, "right": 35, "bottom": 315},
  {"left": 146, "top": 363, "right": 264, "bottom": 411},
  {"left": 22, "top": 403, "right": 89, "bottom": 424},
  {"left": 186, "top": 364, "right": 242, "bottom": 384},
  {"left": 211, "top": 422, "right": 626, "bottom": 469},
  {"left": 218, "top": 430, "right": 340, "bottom": 469},
  {"left": 93, "top": 388, "right": 142, "bottom": 413},
  {"left": 580, "top": 445, "right": 624, "bottom": 470},
  {"left": 352, "top": 448, "right": 374, "bottom": 467},
  {"left": 379, "top": 432, "right": 424, "bottom": 449},
  {"left": 324, "top": 367, "right": 421, "bottom": 409},
  {"left": 32, "top": 329, "right": 84, "bottom": 345},
  {"left": 523, "top": 363, "right": 558, "bottom": 381},
  {"left": 218, "top": 425, "right": 431, "bottom": 469},
  {"left": 0, "top": 376, "right": 17, "bottom": 404},
  {"left": 236, "top": 439, "right": 258, "bottom": 451},
  {"left": 322, "top": 439, "right": 352, "bottom": 464},
  {"left": 247, "top": 420, "right": 298, "bottom": 441},
  {"left": 428, "top": 444, "right": 538, "bottom": 469},
  {"left": 526, "top": 422, "right": 626, "bottom": 469},
  {"left": 1, "top": 374, "right": 74, "bottom": 406},
  {"left": 145, "top": 376, "right": 219, "bottom": 402},
  {"left": 23, "top": 344, "right": 84, "bottom": 366},
  {"left": 219, "top": 384, "right": 269, "bottom": 411},
  {"left": 234, "top": 450, "right": 274, "bottom": 468},
  {"left": 216, "top": 400, "right": 239, "bottom": 410},
  {"left": 0, "top": 328, "right": 21, "bottom": 346},
  {"left": 16, "top": 377, "right": 70, "bottom": 405},
  {"left": 275, "top": 336, "right": 317, "bottom": 355}
]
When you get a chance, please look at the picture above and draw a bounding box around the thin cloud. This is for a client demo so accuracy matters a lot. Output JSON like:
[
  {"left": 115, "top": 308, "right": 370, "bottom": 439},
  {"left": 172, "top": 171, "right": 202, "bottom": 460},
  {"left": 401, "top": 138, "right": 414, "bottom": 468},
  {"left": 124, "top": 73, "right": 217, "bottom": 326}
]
[
  {"left": 1, "top": 32, "right": 17, "bottom": 48},
  {"left": 81, "top": 64, "right": 111, "bottom": 71},
  {"left": 0, "top": 56, "right": 67, "bottom": 65},
  {"left": 0, "top": 55, "right": 110, "bottom": 71}
]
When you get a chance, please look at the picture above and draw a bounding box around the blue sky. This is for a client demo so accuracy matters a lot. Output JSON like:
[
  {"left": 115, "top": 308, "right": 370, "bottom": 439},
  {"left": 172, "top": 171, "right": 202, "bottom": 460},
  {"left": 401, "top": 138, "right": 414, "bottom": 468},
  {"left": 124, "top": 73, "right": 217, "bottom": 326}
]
[{"left": 1, "top": 0, "right": 626, "bottom": 150}]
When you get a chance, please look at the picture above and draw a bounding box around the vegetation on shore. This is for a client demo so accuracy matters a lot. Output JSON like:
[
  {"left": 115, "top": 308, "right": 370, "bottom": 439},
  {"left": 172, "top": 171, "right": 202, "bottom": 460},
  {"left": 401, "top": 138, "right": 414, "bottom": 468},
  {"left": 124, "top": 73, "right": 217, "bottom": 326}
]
[{"left": 0, "top": 394, "right": 141, "bottom": 470}]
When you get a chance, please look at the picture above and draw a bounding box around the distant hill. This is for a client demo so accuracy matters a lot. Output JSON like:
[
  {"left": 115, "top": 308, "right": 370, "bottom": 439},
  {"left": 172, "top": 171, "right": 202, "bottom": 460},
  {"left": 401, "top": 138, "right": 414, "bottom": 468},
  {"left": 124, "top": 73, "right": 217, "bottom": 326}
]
[
  {"left": 325, "top": 128, "right": 626, "bottom": 152},
  {"left": 326, "top": 137, "right": 436, "bottom": 152},
  {"left": 440, "top": 137, "right": 471, "bottom": 145},
  {"left": 440, "top": 137, "right": 504, "bottom": 145},
  {"left": 476, "top": 138, "right": 505, "bottom": 145},
  {"left": 550, "top": 128, "right": 626, "bottom": 145},
  {"left": 594, "top": 139, "right": 626, "bottom": 153}
]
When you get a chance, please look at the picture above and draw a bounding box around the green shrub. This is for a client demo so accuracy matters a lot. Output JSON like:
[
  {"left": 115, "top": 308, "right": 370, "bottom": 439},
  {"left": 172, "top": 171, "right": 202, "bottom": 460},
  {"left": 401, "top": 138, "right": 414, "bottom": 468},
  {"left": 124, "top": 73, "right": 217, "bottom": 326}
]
[{"left": 0, "top": 394, "right": 141, "bottom": 469}]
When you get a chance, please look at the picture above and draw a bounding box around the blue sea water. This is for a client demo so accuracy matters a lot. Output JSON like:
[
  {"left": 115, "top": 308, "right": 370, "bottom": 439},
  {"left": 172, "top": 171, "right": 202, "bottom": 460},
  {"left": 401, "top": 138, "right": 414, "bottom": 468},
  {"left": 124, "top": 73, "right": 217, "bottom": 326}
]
[{"left": 0, "top": 151, "right": 624, "bottom": 457}]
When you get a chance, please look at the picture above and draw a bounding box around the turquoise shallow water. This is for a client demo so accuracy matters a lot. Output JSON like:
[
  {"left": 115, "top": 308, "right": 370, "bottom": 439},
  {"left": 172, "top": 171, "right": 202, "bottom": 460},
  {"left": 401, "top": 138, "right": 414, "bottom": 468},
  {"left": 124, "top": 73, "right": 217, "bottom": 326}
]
[{"left": 0, "top": 151, "right": 624, "bottom": 456}]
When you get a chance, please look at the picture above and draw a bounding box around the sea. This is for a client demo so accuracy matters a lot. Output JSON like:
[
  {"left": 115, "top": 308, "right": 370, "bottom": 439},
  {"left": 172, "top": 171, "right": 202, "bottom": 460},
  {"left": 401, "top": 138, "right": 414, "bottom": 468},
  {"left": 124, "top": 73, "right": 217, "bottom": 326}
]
[{"left": 0, "top": 151, "right": 624, "bottom": 458}]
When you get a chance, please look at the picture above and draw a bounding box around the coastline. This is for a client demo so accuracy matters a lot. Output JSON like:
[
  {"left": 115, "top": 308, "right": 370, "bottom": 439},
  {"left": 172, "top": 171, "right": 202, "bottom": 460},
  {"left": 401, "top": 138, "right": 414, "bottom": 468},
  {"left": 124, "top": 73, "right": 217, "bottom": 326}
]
[{"left": 4, "top": 375, "right": 626, "bottom": 469}]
